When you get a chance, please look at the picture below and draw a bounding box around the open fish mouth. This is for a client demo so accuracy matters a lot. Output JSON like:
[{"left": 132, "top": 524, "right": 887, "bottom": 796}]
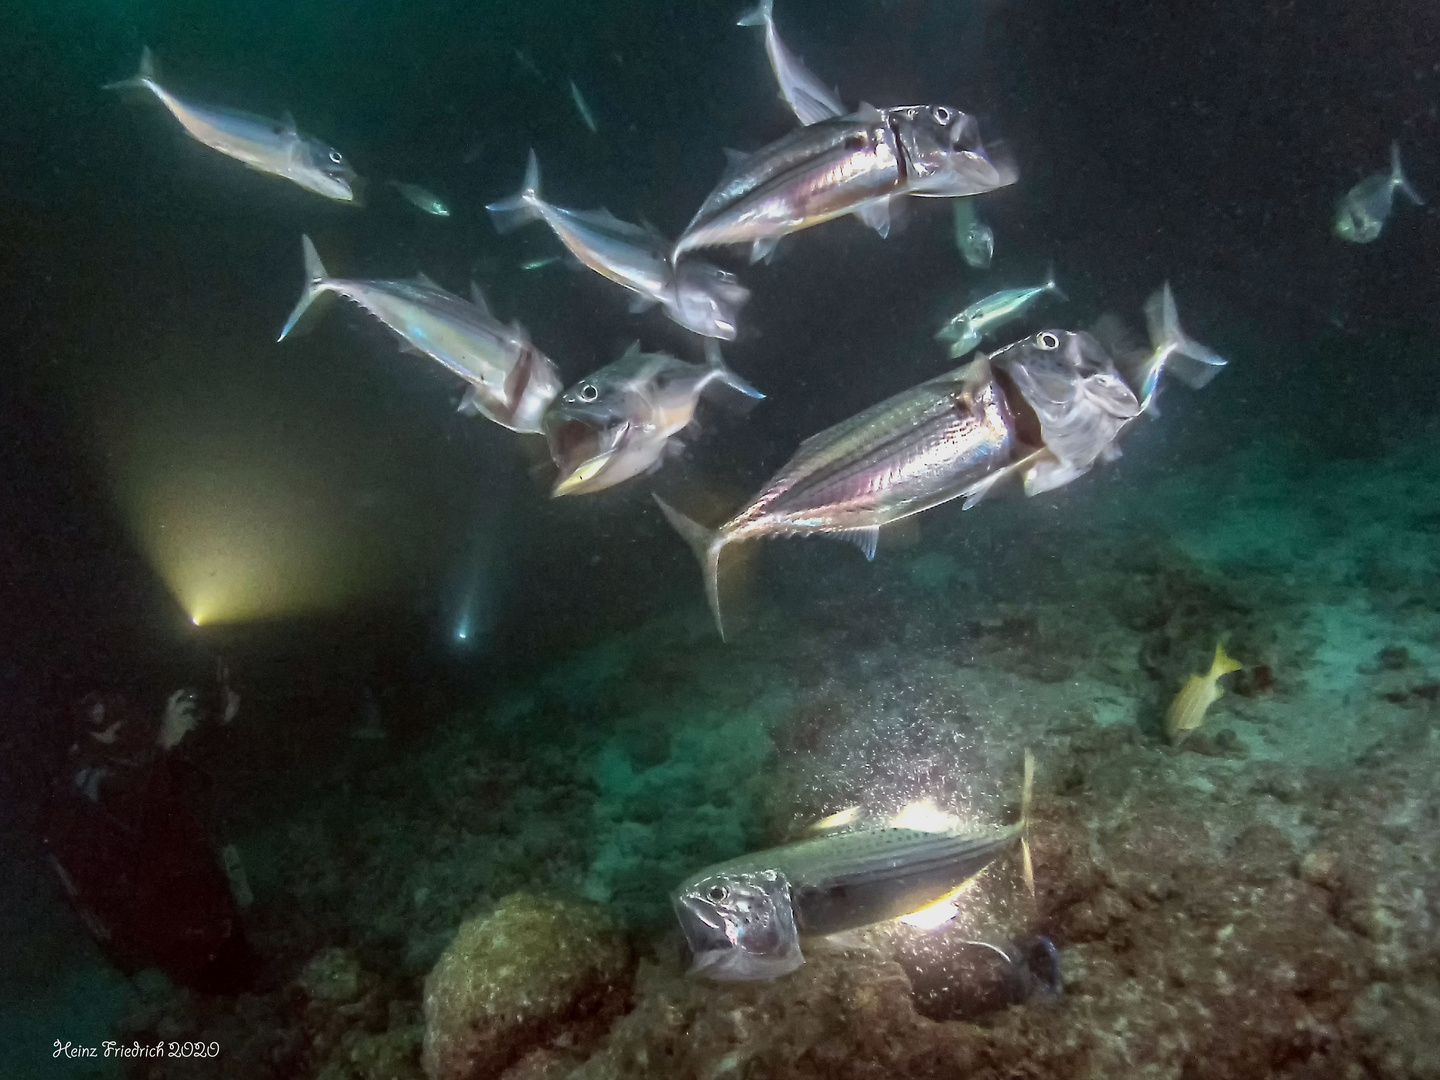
[{"left": 544, "top": 415, "right": 602, "bottom": 468}]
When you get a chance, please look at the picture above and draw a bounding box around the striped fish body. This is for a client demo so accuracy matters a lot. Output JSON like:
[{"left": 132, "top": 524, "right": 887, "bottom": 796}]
[
  {"left": 675, "top": 113, "right": 903, "bottom": 255},
  {"left": 720, "top": 823, "right": 1024, "bottom": 937},
  {"left": 726, "top": 361, "right": 1017, "bottom": 545},
  {"left": 297, "top": 276, "right": 561, "bottom": 433}
]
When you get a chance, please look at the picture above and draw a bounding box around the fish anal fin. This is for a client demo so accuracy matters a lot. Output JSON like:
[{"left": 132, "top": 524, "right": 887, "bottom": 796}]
[{"left": 750, "top": 236, "right": 781, "bottom": 264}]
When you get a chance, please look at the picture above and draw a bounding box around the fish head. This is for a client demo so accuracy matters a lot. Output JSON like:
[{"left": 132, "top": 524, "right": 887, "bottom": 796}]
[
  {"left": 889, "top": 104, "right": 1016, "bottom": 197},
  {"left": 297, "top": 136, "right": 361, "bottom": 202},
  {"left": 544, "top": 370, "right": 657, "bottom": 495},
  {"left": 668, "top": 261, "right": 751, "bottom": 341},
  {"left": 673, "top": 868, "right": 804, "bottom": 980}
]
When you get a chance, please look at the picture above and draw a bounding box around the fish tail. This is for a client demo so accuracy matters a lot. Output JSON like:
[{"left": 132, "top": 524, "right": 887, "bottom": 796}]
[
  {"left": 1044, "top": 264, "right": 1068, "bottom": 303},
  {"left": 653, "top": 495, "right": 729, "bottom": 641},
  {"left": 703, "top": 340, "right": 765, "bottom": 404},
  {"left": 485, "top": 149, "right": 543, "bottom": 234},
  {"left": 736, "top": 0, "right": 773, "bottom": 27},
  {"left": 277, "top": 235, "right": 336, "bottom": 341},
  {"left": 103, "top": 45, "right": 159, "bottom": 93},
  {"left": 1137, "top": 282, "right": 1228, "bottom": 411},
  {"left": 1390, "top": 141, "right": 1424, "bottom": 206},
  {"left": 1019, "top": 749, "right": 1035, "bottom": 898},
  {"left": 1210, "top": 642, "right": 1243, "bottom": 682}
]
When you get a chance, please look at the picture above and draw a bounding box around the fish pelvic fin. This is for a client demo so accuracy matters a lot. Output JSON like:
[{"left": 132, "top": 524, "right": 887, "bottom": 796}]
[
  {"left": 702, "top": 340, "right": 765, "bottom": 406},
  {"left": 653, "top": 495, "right": 729, "bottom": 640},
  {"left": 1391, "top": 141, "right": 1424, "bottom": 206},
  {"left": 277, "top": 234, "right": 336, "bottom": 341},
  {"left": 736, "top": 0, "right": 773, "bottom": 27},
  {"left": 104, "top": 45, "right": 159, "bottom": 93},
  {"left": 1137, "top": 282, "right": 1228, "bottom": 410},
  {"left": 485, "top": 149, "right": 543, "bottom": 234},
  {"left": 1020, "top": 749, "right": 1035, "bottom": 898}
]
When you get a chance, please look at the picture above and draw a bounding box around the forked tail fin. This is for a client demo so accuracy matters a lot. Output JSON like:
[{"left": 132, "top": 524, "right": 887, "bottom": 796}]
[
  {"left": 1390, "top": 141, "right": 1424, "bottom": 207},
  {"left": 1136, "top": 282, "right": 1228, "bottom": 412},
  {"left": 103, "top": 45, "right": 159, "bottom": 93},
  {"left": 736, "top": 0, "right": 774, "bottom": 28},
  {"left": 653, "top": 495, "right": 730, "bottom": 640},
  {"left": 277, "top": 235, "right": 336, "bottom": 340},
  {"left": 485, "top": 150, "right": 543, "bottom": 234}
]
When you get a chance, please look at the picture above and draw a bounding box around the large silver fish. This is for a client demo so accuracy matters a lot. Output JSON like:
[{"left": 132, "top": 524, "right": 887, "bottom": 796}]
[
  {"left": 657, "top": 285, "right": 1225, "bottom": 638},
  {"left": 936, "top": 272, "right": 1066, "bottom": 358},
  {"left": 487, "top": 152, "right": 751, "bottom": 340},
  {"left": 673, "top": 753, "right": 1034, "bottom": 980},
  {"left": 105, "top": 48, "right": 359, "bottom": 203},
  {"left": 277, "top": 236, "right": 562, "bottom": 433},
  {"left": 1334, "top": 141, "right": 1424, "bottom": 243},
  {"left": 675, "top": 104, "right": 1016, "bottom": 263},
  {"left": 545, "top": 341, "right": 763, "bottom": 496},
  {"left": 737, "top": 0, "right": 844, "bottom": 126}
]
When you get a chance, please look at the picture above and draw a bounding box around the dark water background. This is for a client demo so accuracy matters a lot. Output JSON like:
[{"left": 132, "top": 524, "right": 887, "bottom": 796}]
[{"left": 1, "top": 0, "right": 1438, "bottom": 838}]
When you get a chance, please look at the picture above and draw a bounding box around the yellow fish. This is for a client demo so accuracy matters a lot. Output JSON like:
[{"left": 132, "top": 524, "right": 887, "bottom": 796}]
[{"left": 1165, "top": 643, "right": 1242, "bottom": 744}]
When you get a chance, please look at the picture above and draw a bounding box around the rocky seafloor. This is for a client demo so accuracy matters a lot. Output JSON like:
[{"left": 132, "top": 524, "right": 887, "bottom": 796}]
[{"left": 114, "top": 432, "right": 1440, "bottom": 1080}]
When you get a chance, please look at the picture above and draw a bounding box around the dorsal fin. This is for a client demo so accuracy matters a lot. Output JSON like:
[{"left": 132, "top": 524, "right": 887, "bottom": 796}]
[
  {"left": 413, "top": 271, "right": 441, "bottom": 290},
  {"left": 854, "top": 102, "right": 884, "bottom": 123},
  {"left": 279, "top": 110, "right": 298, "bottom": 137},
  {"left": 469, "top": 282, "right": 493, "bottom": 317}
]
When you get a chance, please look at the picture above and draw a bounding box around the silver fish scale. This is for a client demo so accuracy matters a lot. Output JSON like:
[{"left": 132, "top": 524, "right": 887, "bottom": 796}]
[{"left": 732, "top": 376, "right": 1014, "bottom": 533}]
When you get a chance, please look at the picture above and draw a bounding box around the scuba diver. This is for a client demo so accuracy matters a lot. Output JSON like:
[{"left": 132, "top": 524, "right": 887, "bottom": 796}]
[{"left": 42, "top": 659, "right": 257, "bottom": 993}]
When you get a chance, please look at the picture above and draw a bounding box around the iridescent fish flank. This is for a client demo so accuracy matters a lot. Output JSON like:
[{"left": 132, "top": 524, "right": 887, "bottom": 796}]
[
  {"left": 672, "top": 753, "right": 1035, "bottom": 980},
  {"left": 674, "top": 104, "right": 1016, "bottom": 263},
  {"left": 277, "top": 236, "right": 562, "bottom": 433},
  {"left": 105, "top": 47, "right": 359, "bottom": 203}
]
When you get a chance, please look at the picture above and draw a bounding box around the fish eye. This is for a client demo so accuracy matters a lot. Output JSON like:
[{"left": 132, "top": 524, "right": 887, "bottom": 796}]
[
  {"left": 931, "top": 106, "right": 952, "bottom": 125},
  {"left": 578, "top": 383, "right": 599, "bottom": 402},
  {"left": 329, "top": 150, "right": 344, "bottom": 164},
  {"left": 1037, "top": 332, "right": 1060, "bottom": 350},
  {"left": 706, "top": 884, "right": 729, "bottom": 903},
  {"left": 845, "top": 133, "right": 868, "bottom": 151}
]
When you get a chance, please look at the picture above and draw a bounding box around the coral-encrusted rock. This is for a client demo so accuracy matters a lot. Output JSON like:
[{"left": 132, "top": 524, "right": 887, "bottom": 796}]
[{"left": 421, "top": 893, "right": 633, "bottom": 1080}]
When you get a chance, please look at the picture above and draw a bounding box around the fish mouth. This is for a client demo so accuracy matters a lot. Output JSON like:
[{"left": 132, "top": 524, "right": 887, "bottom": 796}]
[{"left": 544, "top": 415, "right": 626, "bottom": 496}]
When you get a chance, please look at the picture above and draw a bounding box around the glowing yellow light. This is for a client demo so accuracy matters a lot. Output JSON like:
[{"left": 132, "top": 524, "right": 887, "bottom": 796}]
[
  {"left": 890, "top": 799, "right": 962, "bottom": 834},
  {"left": 95, "top": 352, "right": 384, "bottom": 626}
]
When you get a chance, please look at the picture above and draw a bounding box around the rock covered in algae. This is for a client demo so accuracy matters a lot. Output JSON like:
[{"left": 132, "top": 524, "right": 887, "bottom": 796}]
[{"left": 421, "top": 893, "right": 634, "bottom": 1080}]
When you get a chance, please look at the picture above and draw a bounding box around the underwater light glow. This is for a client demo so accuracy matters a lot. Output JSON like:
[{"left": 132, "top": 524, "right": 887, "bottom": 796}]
[{"left": 97, "top": 362, "right": 384, "bottom": 626}]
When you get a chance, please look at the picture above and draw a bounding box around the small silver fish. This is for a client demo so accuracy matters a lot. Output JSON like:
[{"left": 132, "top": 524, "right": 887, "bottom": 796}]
[
  {"left": 520, "top": 254, "right": 563, "bottom": 271},
  {"left": 1334, "top": 141, "right": 1423, "bottom": 243},
  {"left": 952, "top": 198, "right": 994, "bottom": 269},
  {"left": 673, "top": 753, "right": 1034, "bottom": 980},
  {"left": 657, "top": 286, "right": 1224, "bottom": 638},
  {"left": 737, "top": 0, "right": 844, "bottom": 126},
  {"left": 388, "top": 181, "right": 450, "bottom": 217},
  {"left": 544, "top": 341, "right": 763, "bottom": 496},
  {"left": 487, "top": 151, "right": 750, "bottom": 339},
  {"left": 277, "top": 236, "right": 562, "bottom": 433},
  {"left": 569, "top": 80, "right": 599, "bottom": 133},
  {"left": 675, "top": 104, "right": 1015, "bottom": 263},
  {"left": 105, "top": 47, "right": 358, "bottom": 203},
  {"left": 936, "top": 272, "right": 1065, "bottom": 358}
]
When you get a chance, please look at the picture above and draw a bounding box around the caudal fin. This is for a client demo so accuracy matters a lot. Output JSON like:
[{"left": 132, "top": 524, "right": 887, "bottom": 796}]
[
  {"left": 1137, "top": 282, "right": 1228, "bottom": 411},
  {"left": 485, "top": 150, "right": 543, "bottom": 234},
  {"left": 653, "top": 495, "right": 729, "bottom": 640},
  {"left": 702, "top": 340, "right": 765, "bottom": 407},
  {"left": 1391, "top": 141, "right": 1424, "bottom": 207},
  {"left": 277, "top": 235, "right": 336, "bottom": 341},
  {"left": 736, "top": 0, "right": 774, "bottom": 27},
  {"left": 103, "top": 45, "right": 159, "bottom": 93}
]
